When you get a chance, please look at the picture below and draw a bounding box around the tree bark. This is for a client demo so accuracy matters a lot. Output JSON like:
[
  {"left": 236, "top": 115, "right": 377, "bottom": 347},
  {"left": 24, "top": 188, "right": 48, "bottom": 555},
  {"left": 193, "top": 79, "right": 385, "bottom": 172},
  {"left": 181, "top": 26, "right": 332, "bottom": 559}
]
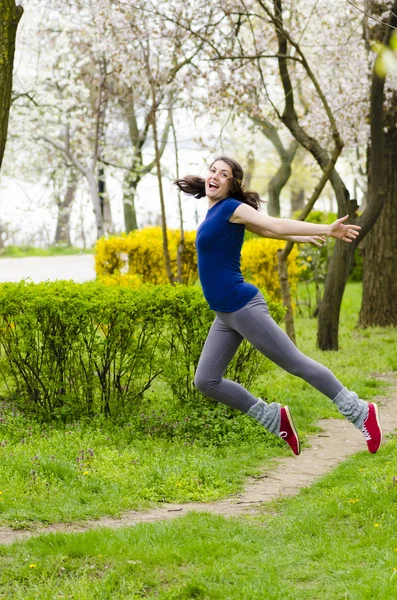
[
  {"left": 170, "top": 107, "right": 185, "bottom": 284},
  {"left": 150, "top": 96, "right": 174, "bottom": 284},
  {"left": 358, "top": 1, "right": 397, "bottom": 326},
  {"left": 0, "top": 0, "right": 23, "bottom": 170},
  {"left": 278, "top": 143, "right": 343, "bottom": 344},
  {"left": 98, "top": 164, "right": 113, "bottom": 233},
  {"left": 290, "top": 188, "right": 304, "bottom": 215},
  {"left": 360, "top": 126, "right": 397, "bottom": 325},
  {"left": 54, "top": 172, "right": 77, "bottom": 245},
  {"left": 123, "top": 169, "right": 139, "bottom": 231},
  {"left": 87, "top": 169, "right": 105, "bottom": 239},
  {"left": 268, "top": 140, "right": 299, "bottom": 217}
]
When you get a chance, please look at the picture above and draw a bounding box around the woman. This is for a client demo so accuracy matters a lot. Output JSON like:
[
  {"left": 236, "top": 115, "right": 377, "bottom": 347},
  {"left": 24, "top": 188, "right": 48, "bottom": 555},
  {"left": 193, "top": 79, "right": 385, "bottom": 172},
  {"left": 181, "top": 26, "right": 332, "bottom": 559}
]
[{"left": 175, "top": 156, "right": 382, "bottom": 455}]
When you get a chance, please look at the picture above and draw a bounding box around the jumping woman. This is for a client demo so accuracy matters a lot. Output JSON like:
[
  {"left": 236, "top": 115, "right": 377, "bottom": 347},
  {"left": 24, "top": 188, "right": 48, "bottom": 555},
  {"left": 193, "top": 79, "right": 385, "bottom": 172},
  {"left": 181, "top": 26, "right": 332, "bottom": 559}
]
[{"left": 175, "top": 156, "right": 382, "bottom": 456}]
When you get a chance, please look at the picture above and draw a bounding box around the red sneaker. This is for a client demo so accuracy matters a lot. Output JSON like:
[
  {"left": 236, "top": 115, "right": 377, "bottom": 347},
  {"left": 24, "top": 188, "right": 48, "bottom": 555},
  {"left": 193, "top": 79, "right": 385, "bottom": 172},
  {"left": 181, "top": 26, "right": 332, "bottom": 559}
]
[
  {"left": 361, "top": 403, "right": 382, "bottom": 454},
  {"left": 279, "top": 406, "right": 300, "bottom": 455}
]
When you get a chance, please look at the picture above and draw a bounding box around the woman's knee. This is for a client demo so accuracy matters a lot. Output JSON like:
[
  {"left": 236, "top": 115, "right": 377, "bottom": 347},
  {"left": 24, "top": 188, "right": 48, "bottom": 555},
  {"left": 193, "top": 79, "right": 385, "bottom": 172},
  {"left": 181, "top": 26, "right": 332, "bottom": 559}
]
[{"left": 194, "top": 371, "right": 219, "bottom": 395}]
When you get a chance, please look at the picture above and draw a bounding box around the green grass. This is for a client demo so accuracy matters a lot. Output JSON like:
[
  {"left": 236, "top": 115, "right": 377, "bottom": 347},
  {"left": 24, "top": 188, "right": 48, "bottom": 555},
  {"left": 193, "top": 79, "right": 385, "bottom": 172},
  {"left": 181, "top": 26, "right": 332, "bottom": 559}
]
[
  {"left": 0, "top": 245, "right": 94, "bottom": 258},
  {"left": 2, "top": 438, "right": 397, "bottom": 598},
  {"left": 0, "top": 419, "right": 282, "bottom": 528}
]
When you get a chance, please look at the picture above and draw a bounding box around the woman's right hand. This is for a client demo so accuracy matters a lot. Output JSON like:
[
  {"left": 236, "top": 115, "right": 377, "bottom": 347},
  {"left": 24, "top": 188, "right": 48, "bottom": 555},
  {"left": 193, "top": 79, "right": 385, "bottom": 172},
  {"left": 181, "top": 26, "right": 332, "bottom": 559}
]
[{"left": 328, "top": 216, "right": 361, "bottom": 242}]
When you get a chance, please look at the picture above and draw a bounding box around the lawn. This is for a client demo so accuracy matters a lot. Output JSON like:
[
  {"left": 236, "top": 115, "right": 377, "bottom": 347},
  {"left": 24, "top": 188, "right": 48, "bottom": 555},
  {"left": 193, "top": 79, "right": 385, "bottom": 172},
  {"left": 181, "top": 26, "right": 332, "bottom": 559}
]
[{"left": 1, "top": 440, "right": 397, "bottom": 598}]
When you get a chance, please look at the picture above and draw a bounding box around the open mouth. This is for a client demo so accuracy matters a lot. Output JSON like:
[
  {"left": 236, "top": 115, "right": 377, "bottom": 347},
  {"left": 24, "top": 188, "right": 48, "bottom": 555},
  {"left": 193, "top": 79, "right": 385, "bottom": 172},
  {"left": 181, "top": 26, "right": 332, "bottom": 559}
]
[{"left": 208, "top": 182, "right": 219, "bottom": 190}]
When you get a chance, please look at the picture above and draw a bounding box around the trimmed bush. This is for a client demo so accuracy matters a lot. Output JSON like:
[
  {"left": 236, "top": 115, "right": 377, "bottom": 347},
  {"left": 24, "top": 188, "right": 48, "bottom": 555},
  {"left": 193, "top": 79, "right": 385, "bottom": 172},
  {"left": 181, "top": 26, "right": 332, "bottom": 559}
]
[{"left": 0, "top": 282, "right": 285, "bottom": 423}]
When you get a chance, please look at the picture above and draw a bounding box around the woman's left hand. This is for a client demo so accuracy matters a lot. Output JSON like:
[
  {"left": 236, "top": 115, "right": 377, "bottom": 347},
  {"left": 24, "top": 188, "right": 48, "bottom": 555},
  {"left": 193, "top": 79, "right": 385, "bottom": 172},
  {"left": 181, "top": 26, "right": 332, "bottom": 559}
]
[
  {"left": 294, "top": 235, "right": 326, "bottom": 247},
  {"left": 328, "top": 216, "right": 361, "bottom": 242}
]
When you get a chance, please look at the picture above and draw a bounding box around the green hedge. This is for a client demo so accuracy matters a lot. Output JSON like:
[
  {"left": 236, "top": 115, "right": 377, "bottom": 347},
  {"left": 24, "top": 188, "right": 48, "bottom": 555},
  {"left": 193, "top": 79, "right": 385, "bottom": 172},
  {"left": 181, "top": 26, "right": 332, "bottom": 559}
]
[{"left": 0, "top": 282, "right": 285, "bottom": 422}]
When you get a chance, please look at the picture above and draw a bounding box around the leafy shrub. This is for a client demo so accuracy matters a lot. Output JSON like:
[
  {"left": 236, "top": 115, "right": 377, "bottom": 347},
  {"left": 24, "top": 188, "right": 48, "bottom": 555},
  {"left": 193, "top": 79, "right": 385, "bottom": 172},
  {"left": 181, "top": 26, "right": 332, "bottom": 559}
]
[
  {"left": 0, "top": 282, "right": 285, "bottom": 427},
  {"left": 0, "top": 281, "right": 162, "bottom": 420}
]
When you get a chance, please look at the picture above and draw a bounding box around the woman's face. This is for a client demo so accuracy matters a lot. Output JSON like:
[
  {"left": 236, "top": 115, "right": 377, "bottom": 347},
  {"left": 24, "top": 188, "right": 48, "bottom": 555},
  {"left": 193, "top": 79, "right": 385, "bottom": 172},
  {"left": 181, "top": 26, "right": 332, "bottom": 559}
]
[{"left": 205, "top": 160, "right": 233, "bottom": 201}]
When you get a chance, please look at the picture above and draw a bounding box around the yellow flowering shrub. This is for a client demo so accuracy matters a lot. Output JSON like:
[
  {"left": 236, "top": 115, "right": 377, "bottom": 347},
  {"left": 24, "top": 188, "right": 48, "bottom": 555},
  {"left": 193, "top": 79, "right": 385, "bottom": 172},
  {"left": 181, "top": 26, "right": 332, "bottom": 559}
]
[
  {"left": 241, "top": 238, "right": 302, "bottom": 301},
  {"left": 95, "top": 228, "right": 198, "bottom": 285},
  {"left": 96, "top": 228, "right": 301, "bottom": 300},
  {"left": 98, "top": 273, "right": 143, "bottom": 288}
]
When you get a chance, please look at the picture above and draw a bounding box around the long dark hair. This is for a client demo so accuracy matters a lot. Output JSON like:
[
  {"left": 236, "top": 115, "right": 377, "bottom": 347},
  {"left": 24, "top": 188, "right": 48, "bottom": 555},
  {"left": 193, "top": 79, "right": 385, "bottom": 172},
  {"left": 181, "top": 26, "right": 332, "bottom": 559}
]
[{"left": 174, "top": 156, "right": 262, "bottom": 210}]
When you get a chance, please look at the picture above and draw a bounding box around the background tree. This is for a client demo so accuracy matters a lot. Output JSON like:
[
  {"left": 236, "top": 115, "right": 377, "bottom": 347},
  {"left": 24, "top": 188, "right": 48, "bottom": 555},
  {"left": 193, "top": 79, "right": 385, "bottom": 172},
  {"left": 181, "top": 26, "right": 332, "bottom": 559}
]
[
  {"left": 0, "top": 0, "right": 23, "bottom": 170},
  {"left": 359, "top": 0, "right": 397, "bottom": 326}
]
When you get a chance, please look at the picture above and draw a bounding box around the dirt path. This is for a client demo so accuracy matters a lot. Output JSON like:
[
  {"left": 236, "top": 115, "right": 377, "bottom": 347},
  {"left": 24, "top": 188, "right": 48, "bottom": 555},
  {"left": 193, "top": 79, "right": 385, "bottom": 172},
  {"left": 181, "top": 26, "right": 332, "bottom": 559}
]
[{"left": 1, "top": 377, "right": 396, "bottom": 546}]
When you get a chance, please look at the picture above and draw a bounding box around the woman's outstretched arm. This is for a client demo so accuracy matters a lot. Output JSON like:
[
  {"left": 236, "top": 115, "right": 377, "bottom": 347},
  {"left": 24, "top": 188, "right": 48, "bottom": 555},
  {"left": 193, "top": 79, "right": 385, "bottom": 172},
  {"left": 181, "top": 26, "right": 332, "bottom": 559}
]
[
  {"left": 245, "top": 223, "right": 326, "bottom": 246},
  {"left": 232, "top": 204, "right": 360, "bottom": 242}
]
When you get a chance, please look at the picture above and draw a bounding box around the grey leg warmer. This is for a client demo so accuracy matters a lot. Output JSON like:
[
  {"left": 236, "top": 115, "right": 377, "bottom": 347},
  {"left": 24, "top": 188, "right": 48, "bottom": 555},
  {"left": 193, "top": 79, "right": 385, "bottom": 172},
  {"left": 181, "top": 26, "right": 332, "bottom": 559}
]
[
  {"left": 333, "top": 387, "right": 368, "bottom": 429},
  {"left": 247, "top": 398, "right": 281, "bottom": 434}
]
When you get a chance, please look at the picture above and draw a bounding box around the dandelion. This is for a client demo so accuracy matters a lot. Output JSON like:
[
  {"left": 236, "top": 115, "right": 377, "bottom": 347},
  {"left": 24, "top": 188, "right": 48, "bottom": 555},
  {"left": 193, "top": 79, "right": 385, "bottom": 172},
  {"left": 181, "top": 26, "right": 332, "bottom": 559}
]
[
  {"left": 83, "top": 471, "right": 89, "bottom": 475},
  {"left": 29, "top": 564, "right": 37, "bottom": 568},
  {"left": 374, "top": 523, "right": 380, "bottom": 527},
  {"left": 0, "top": 491, "right": 3, "bottom": 494},
  {"left": 349, "top": 499, "right": 360, "bottom": 504}
]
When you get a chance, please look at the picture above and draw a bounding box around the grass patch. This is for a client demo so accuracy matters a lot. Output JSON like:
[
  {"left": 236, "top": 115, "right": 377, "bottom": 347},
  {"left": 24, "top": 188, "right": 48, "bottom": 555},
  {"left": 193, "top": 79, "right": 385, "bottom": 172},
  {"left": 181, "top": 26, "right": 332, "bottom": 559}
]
[
  {"left": 2, "top": 438, "right": 397, "bottom": 598},
  {"left": 0, "top": 416, "right": 282, "bottom": 527},
  {"left": 0, "top": 245, "right": 94, "bottom": 258}
]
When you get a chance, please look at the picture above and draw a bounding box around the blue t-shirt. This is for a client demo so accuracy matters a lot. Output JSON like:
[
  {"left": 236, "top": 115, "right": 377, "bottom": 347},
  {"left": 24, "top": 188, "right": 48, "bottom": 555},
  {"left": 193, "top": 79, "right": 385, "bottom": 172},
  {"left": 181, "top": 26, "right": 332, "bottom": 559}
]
[{"left": 195, "top": 197, "right": 258, "bottom": 312}]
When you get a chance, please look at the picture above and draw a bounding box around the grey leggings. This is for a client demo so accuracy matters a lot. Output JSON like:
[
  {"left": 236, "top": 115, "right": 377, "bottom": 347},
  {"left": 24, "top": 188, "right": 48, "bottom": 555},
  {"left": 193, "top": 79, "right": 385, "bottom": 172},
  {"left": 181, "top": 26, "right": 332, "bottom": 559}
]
[{"left": 194, "top": 292, "right": 344, "bottom": 414}]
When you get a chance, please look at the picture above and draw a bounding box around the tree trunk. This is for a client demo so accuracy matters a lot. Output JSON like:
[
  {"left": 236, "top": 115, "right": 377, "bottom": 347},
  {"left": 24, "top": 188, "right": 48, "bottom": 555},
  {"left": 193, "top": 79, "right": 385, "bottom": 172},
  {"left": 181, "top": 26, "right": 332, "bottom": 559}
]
[
  {"left": 290, "top": 188, "right": 304, "bottom": 215},
  {"left": 87, "top": 171, "right": 105, "bottom": 239},
  {"left": 0, "top": 1, "right": 23, "bottom": 170},
  {"left": 359, "top": 126, "right": 397, "bottom": 325},
  {"left": 171, "top": 108, "right": 184, "bottom": 284},
  {"left": 150, "top": 102, "right": 174, "bottom": 284},
  {"left": 98, "top": 164, "right": 113, "bottom": 233},
  {"left": 277, "top": 249, "right": 296, "bottom": 344},
  {"left": 244, "top": 151, "right": 255, "bottom": 189},
  {"left": 268, "top": 140, "right": 299, "bottom": 217},
  {"left": 123, "top": 170, "right": 139, "bottom": 232},
  {"left": 54, "top": 173, "right": 77, "bottom": 245},
  {"left": 317, "top": 241, "right": 355, "bottom": 349}
]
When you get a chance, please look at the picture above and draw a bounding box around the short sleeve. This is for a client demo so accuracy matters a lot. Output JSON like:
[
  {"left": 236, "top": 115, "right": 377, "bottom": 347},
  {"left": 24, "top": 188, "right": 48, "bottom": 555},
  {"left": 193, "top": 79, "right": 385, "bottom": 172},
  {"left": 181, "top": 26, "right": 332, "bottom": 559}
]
[{"left": 222, "top": 198, "right": 242, "bottom": 221}]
